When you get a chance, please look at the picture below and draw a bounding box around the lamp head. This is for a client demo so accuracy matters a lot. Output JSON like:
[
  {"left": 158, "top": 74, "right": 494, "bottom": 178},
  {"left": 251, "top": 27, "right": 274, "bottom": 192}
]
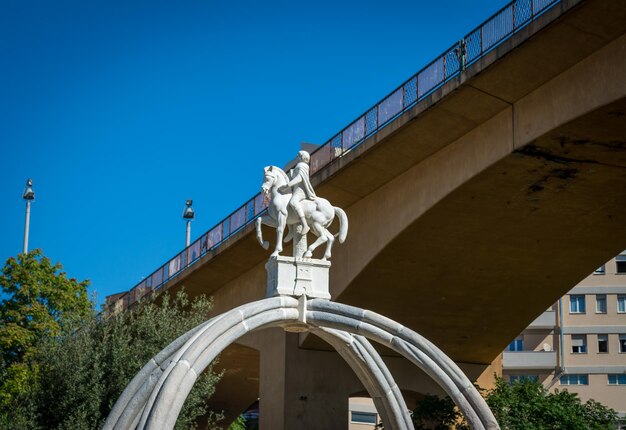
[
  {"left": 22, "top": 178, "right": 35, "bottom": 201},
  {"left": 183, "top": 199, "right": 195, "bottom": 220}
]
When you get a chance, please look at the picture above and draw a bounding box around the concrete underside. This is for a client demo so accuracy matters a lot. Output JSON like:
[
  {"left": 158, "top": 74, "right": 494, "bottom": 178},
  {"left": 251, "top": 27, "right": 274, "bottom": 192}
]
[
  {"left": 152, "top": 0, "right": 626, "bottom": 424},
  {"left": 333, "top": 96, "right": 626, "bottom": 363}
]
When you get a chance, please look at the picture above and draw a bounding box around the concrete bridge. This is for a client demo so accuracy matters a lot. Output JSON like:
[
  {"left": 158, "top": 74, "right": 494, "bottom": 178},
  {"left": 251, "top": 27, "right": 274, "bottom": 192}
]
[{"left": 109, "top": 0, "right": 626, "bottom": 427}]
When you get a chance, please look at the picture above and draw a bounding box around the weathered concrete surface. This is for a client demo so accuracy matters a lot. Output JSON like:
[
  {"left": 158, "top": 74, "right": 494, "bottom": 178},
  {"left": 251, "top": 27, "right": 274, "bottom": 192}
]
[
  {"left": 144, "top": 0, "right": 626, "bottom": 424},
  {"left": 304, "top": 8, "right": 626, "bottom": 362}
]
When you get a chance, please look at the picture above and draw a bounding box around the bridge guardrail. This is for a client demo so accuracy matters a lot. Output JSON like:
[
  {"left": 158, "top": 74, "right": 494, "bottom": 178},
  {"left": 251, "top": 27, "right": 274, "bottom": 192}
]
[{"left": 106, "top": 0, "right": 561, "bottom": 314}]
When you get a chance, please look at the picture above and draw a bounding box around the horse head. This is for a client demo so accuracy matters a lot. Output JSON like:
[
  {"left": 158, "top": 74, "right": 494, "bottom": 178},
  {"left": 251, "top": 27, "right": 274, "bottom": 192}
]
[
  {"left": 261, "top": 166, "right": 275, "bottom": 196},
  {"left": 261, "top": 166, "right": 289, "bottom": 196}
]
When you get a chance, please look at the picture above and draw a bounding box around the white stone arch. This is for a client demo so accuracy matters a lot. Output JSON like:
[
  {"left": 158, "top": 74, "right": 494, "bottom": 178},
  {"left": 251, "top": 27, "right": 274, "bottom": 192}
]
[
  {"left": 312, "top": 327, "right": 414, "bottom": 430},
  {"left": 104, "top": 296, "right": 498, "bottom": 430}
]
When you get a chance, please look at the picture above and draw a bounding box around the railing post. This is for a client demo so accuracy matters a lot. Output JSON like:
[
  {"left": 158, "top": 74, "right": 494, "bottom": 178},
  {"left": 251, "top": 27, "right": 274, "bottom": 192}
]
[
  {"left": 456, "top": 39, "right": 467, "bottom": 71},
  {"left": 480, "top": 25, "right": 484, "bottom": 56},
  {"left": 512, "top": 0, "right": 517, "bottom": 30}
]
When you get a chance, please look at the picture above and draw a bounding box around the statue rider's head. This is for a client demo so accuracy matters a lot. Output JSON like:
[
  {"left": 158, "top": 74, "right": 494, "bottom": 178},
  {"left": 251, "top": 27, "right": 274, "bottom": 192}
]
[{"left": 298, "top": 150, "right": 310, "bottom": 164}]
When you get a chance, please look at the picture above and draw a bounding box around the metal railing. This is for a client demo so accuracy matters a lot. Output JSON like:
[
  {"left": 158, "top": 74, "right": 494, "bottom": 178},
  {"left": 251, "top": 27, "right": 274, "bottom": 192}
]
[{"left": 107, "top": 0, "right": 562, "bottom": 312}]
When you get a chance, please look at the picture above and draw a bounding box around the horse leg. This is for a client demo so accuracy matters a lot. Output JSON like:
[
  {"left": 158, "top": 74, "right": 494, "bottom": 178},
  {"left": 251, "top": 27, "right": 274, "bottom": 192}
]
[
  {"left": 271, "top": 212, "right": 287, "bottom": 257},
  {"left": 322, "top": 228, "right": 335, "bottom": 260},
  {"left": 304, "top": 222, "right": 327, "bottom": 259},
  {"left": 256, "top": 215, "right": 277, "bottom": 250},
  {"left": 283, "top": 224, "right": 294, "bottom": 243}
]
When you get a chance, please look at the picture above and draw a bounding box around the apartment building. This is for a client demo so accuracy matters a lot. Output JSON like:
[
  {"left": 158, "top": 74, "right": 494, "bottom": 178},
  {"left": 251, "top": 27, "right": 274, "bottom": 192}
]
[
  {"left": 349, "top": 397, "right": 380, "bottom": 429},
  {"left": 502, "top": 253, "right": 626, "bottom": 427},
  {"left": 350, "top": 254, "right": 626, "bottom": 429}
]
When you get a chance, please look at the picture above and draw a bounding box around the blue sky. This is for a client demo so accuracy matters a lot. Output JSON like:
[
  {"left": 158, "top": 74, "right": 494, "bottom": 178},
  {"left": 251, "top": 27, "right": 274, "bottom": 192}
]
[{"left": 0, "top": 0, "right": 509, "bottom": 306}]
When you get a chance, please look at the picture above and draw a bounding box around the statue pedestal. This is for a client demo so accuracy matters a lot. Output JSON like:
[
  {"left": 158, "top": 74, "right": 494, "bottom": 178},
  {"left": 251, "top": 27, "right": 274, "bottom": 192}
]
[{"left": 265, "top": 256, "right": 331, "bottom": 299}]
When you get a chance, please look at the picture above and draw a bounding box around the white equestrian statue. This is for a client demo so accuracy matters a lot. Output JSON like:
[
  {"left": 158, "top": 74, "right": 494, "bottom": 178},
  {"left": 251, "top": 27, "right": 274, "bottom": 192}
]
[{"left": 255, "top": 161, "right": 348, "bottom": 260}]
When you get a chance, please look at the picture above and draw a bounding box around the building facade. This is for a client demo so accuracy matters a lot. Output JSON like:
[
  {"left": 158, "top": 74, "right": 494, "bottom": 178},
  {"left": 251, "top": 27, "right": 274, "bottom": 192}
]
[
  {"left": 350, "top": 253, "right": 626, "bottom": 429},
  {"left": 502, "top": 253, "right": 626, "bottom": 427}
]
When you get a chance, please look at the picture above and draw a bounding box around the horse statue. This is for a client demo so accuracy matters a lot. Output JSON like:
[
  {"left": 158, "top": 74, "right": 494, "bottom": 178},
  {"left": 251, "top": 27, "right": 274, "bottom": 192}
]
[{"left": 255, "top": 165, "right": 348, "bottom": 260}]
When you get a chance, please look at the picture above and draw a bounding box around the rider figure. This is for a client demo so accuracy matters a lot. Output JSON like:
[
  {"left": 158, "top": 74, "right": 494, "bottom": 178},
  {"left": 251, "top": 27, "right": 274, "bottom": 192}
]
[{"left": 282, "top": 150, "right": 316, "bottom": 235}]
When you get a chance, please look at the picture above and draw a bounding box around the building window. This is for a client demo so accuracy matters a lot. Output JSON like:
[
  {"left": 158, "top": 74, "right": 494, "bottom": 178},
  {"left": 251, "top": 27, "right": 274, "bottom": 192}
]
[
  {"left": 351, "top": 411, "right": 377, "bottom": 424},
  {"left": 569, "top": 295, "right": 585, "bottom": 314},
  {"left": 510, "top": 375, "right": 538, "bottom": 383},
  {"left": 598, "top": 334, "right": 608, "bottom": 353},
  {"left": 594, "top": 265, "right": 606, "bottom": 275},
  {"left": 508, "top": 337, "right": 523, "bottom": 352},
  {"left": 616, "top": 254, "right": 626, "bottom": 274},
  {"left": 560, "top": 374, "right": 588, "bottom": 385},
  {"left": 620, "top": 335, "right": 626, "bottom": 353},
  {"left": 571, "top": 335, "right": 587, "bottom": 353},
  {"left": 618, "top": 295, "right": 626, "bottom": 314},
  {"left": 608, "top": 374, "right": 626, "bottom": 385},
  {"left": 596, "top": 295, "right": 607, "bottom": 314}
]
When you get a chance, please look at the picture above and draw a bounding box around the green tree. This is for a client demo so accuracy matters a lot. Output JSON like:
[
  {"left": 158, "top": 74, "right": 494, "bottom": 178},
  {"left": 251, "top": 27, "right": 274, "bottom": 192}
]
[
  {"left": 0, "top": 249, "right": 92, "bottom": 419},
  {"left": 0, "top": 250, "right": 223, "bottom": 429},
  {"left": 487, "top": 377, "right": 617, "bottom": 430},
  {"left": 411, "top": 394, "right": 469, "bottom": 430},
  {"left": 0, "top": 250, "right": 92, "bottom": 365},
  {"left": 404, "top": 377, "right": 617, "bottom": 430},
  {"left": 228, "top": 415, "right": 248, "bottom": 430},
  {"left": 32, "top": 290, "right": 223, "bottom": 430}
]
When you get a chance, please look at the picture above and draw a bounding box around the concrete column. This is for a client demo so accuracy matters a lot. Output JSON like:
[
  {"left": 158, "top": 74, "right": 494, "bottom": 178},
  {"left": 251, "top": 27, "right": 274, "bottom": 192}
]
[
  {"left": 258, "top": 328, "right": 287, "bottom": 430},
  {"left": 260, "top": 331, "right": 365, "bottom": 430},
  {"left": 258, "top": 331, "right": 495, "bottom": 430}
]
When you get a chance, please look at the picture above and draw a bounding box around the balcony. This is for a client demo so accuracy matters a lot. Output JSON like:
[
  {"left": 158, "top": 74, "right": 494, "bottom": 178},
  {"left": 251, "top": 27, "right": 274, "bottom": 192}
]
[
  {"left": 502, "top": 351, "right": 557, "bottom": 370},
  {"left": 528, "top": 310, "right": 556, "bottom": 330}
]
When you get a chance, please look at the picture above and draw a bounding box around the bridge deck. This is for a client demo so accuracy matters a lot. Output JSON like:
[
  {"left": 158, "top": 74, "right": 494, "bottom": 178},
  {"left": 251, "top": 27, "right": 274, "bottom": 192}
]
[{"left": 109, "top": 0, "right": 626, "bottom": 367}]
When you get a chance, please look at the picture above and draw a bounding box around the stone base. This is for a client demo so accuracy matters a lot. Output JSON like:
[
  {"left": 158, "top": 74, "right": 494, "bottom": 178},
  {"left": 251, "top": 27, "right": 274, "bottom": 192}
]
[{"left": 265, "top": 256, "right": 331, "bottom": 299}]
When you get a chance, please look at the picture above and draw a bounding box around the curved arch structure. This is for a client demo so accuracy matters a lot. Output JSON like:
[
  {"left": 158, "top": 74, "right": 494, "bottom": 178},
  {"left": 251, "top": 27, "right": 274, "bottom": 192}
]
[{"left": 104, "top": 297, "right": 498, "bottom": 430}]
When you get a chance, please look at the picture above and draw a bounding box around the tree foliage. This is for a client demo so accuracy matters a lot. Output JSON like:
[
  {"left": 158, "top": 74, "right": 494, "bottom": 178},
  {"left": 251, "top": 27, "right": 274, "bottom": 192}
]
[
  {"left": 31, "top": 290, "right": 223, "bottom": 430},
  {"left": 0, "top": 249, "right": 92, "bottom": 364},
  {"left": 0, "top": 250, "right": 223, "bottom": 429},
  {"left": 227, "top": 415, "right": 248, "bottom": 430},
  {"left": 486, "top": 377, "right": 617, "bottom": 430},
  {"left": 407, "top": 377, "right": 618, "bottom": 430},
  {"left": 0, "top": 249, "right": 92, "bottom": 415},
  {"left": 411, "top": 394, "right": 469, "bottom": 430}
]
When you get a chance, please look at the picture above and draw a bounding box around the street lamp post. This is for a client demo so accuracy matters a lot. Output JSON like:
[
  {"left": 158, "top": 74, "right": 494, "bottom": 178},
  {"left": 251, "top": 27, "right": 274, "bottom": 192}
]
[
  {"left": 182, "top": 199, "right": 195, "bottom": 247},
  {"left": 22, "top": 178, "right": 35, "bottom": 254}
]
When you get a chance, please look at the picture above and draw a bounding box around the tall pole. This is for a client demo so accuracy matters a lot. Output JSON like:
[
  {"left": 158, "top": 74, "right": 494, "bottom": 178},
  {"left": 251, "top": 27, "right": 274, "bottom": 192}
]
[
  {"left": 23, "top": 200, "right": 31, "bottom": 254},
  {"left": 22, "top": 178, "right": 35, "bottom": 254},
  {"left": 182, "top": 199, "right": 194, "bottom": 247},
  {"left": 186, "top": 219, "right": 191, "bottom": 247}
]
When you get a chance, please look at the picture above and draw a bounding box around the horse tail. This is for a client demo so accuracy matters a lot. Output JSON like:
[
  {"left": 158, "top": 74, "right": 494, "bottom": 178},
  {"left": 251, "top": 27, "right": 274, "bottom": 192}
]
[{"left": 334, "top": 207, "right": 348, "bottom": 243}]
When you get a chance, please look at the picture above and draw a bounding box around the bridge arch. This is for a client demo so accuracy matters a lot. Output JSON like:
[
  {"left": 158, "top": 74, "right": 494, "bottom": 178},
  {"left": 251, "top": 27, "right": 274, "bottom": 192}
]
[{"left": 104, "top": 296, "right": 498, "bottom": 430}]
